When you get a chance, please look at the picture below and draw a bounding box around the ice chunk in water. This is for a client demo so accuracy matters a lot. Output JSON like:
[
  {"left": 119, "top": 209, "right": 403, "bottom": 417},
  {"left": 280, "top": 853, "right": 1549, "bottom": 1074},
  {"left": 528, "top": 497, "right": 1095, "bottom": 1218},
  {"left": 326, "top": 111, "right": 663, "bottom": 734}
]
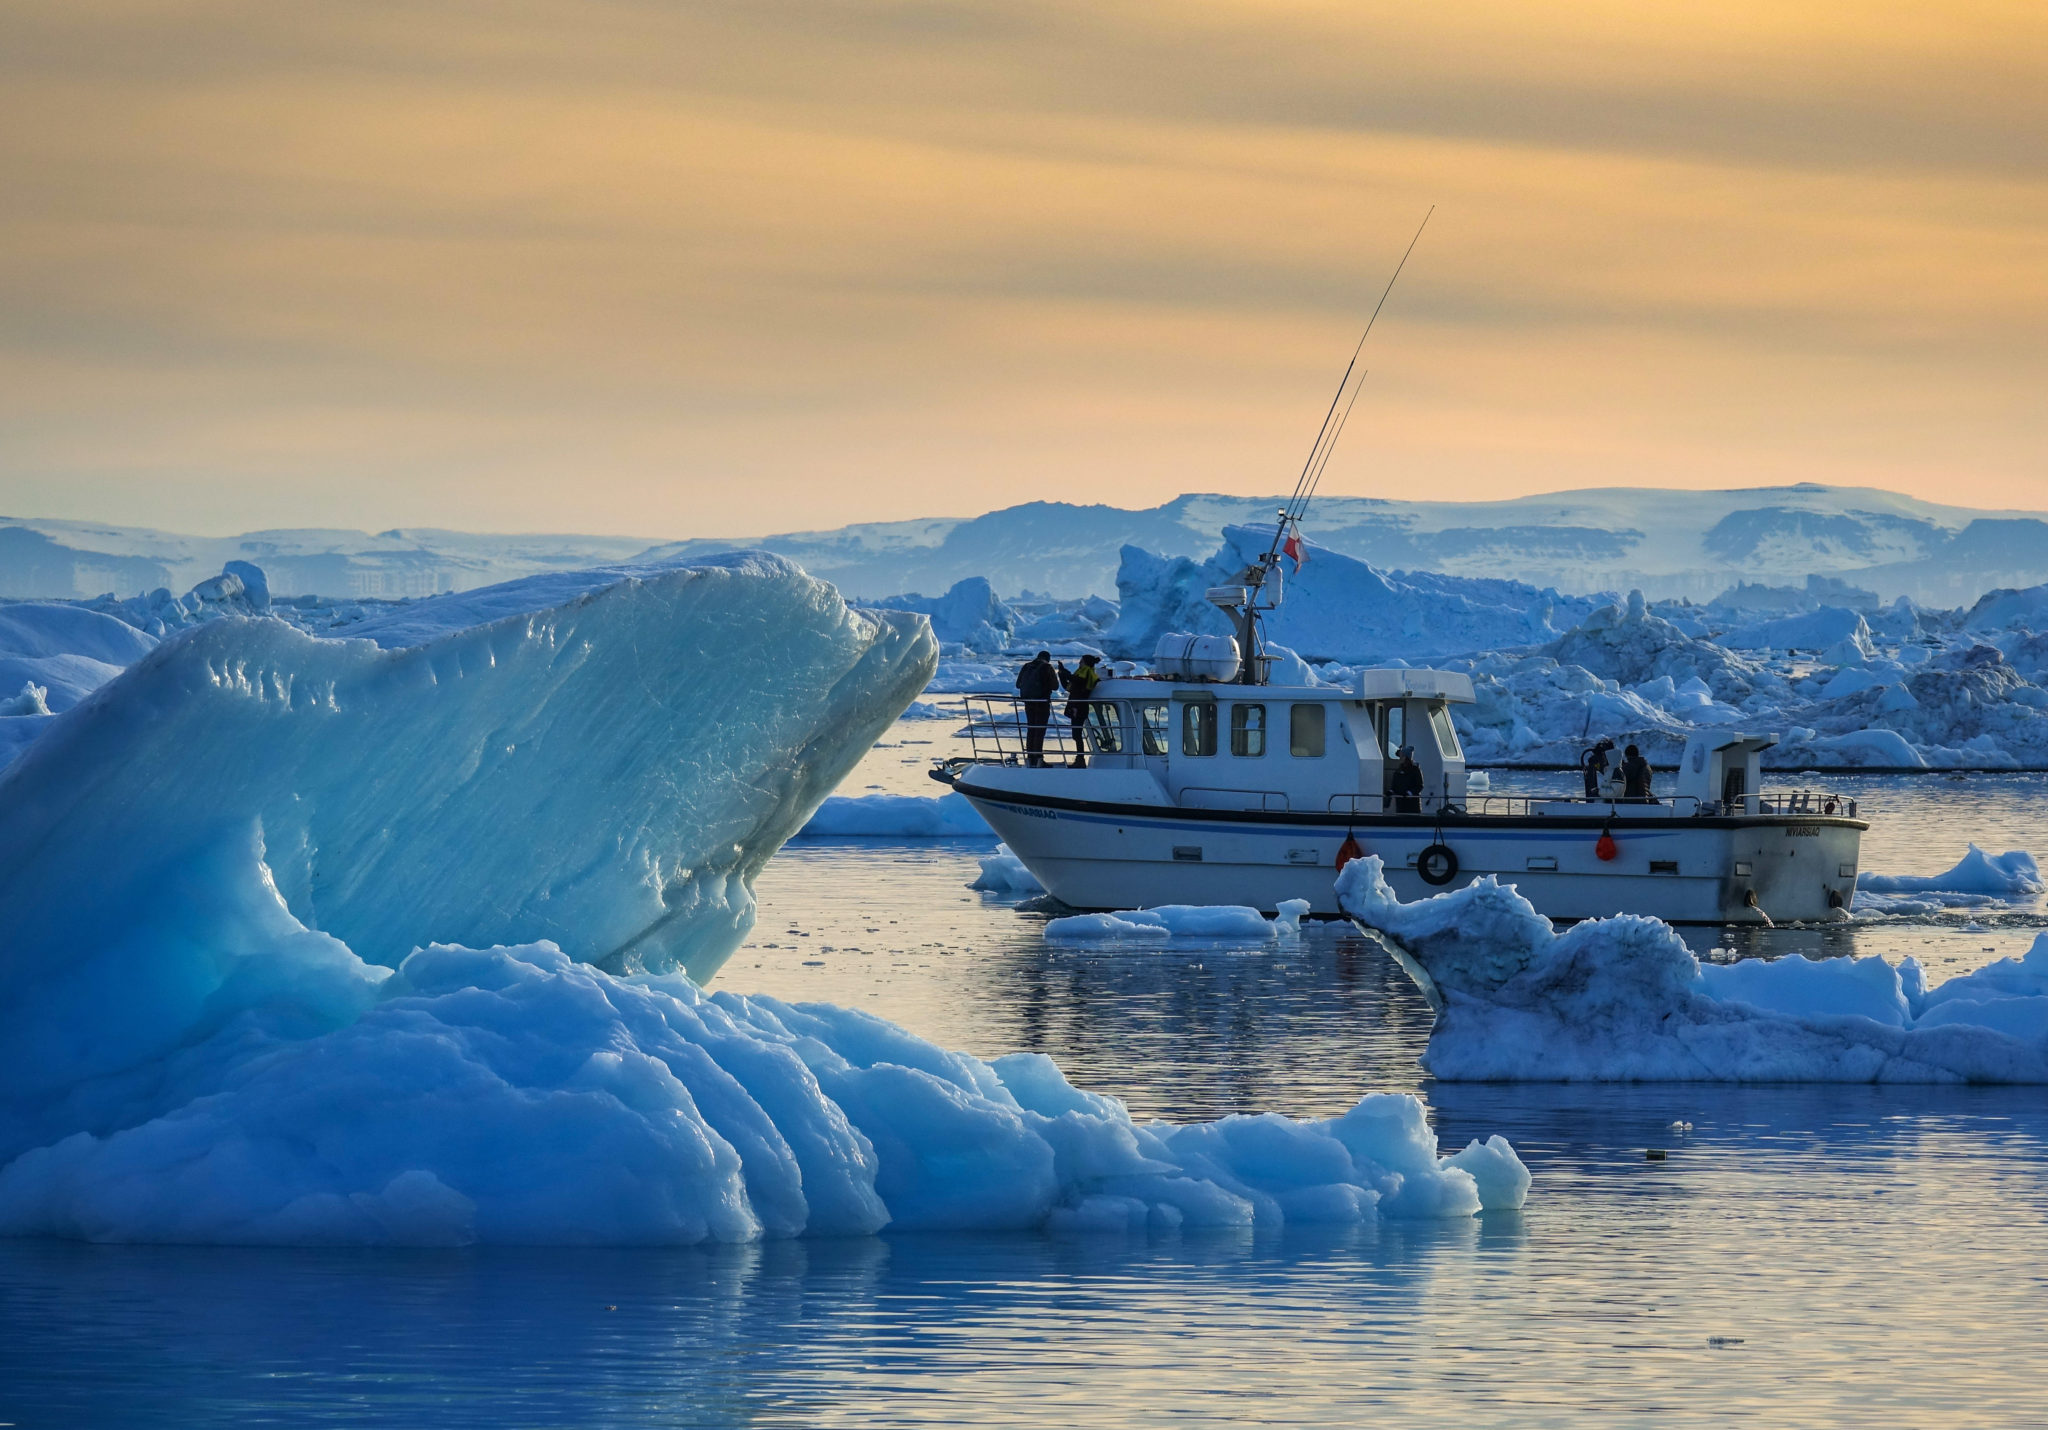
[{"left": 1338, "top": 856, "right": 2048, "bottom": 1082}]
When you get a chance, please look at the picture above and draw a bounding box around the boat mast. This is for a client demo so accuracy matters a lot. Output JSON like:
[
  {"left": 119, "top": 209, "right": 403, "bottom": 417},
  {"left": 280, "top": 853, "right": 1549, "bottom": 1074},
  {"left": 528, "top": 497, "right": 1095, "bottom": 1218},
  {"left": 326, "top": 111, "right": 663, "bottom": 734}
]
[{"left": 1215, "top": 208, "right": 1434, "bottom": 685}]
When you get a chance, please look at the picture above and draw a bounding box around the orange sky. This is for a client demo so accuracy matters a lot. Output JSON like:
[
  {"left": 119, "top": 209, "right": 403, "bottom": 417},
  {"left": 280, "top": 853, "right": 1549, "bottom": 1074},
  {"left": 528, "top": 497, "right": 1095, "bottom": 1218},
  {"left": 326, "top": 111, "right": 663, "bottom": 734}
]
[{"left": 1, "top": 0, "right": 2044, "bottom": 537}]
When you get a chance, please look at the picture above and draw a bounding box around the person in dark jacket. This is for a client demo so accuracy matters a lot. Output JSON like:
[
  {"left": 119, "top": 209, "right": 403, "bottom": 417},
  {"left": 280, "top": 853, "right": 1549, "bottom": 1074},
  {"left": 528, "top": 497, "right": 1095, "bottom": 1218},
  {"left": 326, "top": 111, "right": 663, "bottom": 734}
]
[
  {"left": 1621, "top": 743, "right": 1655, "bottom": 802},
  {"left": 1060, "top": 653, "right": 1103, "bottom": 768},
  {"left": 1389, "top": 746, "right": 1425, "bottom": 813},
  {"left": 1016, "top": 651, "right": 1058, "bottom": 766},
  {"left": 1580, "top": 737, "right": 1615, "bottom": 800}
]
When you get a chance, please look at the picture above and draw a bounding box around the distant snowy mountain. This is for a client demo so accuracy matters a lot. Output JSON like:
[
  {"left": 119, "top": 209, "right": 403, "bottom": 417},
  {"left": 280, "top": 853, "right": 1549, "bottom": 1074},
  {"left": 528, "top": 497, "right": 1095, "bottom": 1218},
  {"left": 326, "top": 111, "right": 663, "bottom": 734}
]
[
  {"left": 554, "top": 485, "right": 2048, "bottom": 607},
  {"left": 0, "top": 518, "right": 653, "bottom": 602},
  {"left": 6, "top": 483, "right": 2047, "bottom": 605}
]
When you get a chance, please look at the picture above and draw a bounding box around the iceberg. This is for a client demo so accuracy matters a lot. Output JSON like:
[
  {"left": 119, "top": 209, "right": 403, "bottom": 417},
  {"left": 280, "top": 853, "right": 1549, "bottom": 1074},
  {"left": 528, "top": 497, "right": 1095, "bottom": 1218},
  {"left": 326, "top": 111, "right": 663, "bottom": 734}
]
[
  {"left": 0, "top": 557, "right": 1529, "bottom": 1244},
  {"left": 1337, "top": 856, "right": 2048, "bottom": 1082},
  {"left": 971, "top": 843, "right": 1047, "bottom": 895},
  {"left": 0, "top": 938, "right": 1525, "bottom": 1244},
  {"left": 0, "top": 553, "right": 936, "bottom": 987},
  {"left": 797, "top": 792, "right": 993, "bottom": 838},
  {"left": 1106, "top": 527, "right": 1597, "bottom": 664},
  {"left": 1855, "top": 846, "right": 2042, "bottom": 913},
  {"left": 0, "top": 602, "right": 159, "bottom": 713}
]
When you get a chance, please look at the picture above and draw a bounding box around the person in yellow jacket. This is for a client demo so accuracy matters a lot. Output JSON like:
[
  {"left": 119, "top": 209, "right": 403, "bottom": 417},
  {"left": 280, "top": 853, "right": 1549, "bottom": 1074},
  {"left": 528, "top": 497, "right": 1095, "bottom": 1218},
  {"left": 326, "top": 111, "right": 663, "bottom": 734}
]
[{"left": 1059, "top": 653, "right": 1103, "bottom": 768}]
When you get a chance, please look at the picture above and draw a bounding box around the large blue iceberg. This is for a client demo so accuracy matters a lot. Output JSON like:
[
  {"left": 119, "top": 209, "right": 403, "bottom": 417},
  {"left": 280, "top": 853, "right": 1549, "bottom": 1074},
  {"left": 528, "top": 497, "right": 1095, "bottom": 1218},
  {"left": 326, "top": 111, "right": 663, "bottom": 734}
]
[{"left": 0, "top": 557, "right": 1526, "bottom": 1243}]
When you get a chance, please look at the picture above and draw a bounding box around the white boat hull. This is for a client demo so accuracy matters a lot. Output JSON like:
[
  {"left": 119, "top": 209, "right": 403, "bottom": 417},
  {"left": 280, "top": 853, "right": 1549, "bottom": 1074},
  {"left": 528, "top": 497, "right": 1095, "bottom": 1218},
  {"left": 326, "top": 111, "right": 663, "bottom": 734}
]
[{"left": 947, "top": 774, "right": 1864, "bottom": 925}]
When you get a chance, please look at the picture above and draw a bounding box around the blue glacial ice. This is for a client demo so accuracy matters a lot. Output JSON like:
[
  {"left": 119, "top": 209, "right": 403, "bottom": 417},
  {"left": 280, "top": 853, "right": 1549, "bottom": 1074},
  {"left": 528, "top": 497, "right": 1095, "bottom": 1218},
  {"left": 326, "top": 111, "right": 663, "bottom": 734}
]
[
  {"left": 970, "top": 843, "right": 1048, "bottom": 895},
  {"left": 1854, "top": 845, "right": 2042, "bottom": 914},
  {"left": 797, "top": 791, "right": 992, "bottom": 838},
  {"left": 1337, "top": 855, "right": 2048, "bottom": 1082},
  {"left": 0, "top": 557, "right": 1525, "bottom": 1244}
]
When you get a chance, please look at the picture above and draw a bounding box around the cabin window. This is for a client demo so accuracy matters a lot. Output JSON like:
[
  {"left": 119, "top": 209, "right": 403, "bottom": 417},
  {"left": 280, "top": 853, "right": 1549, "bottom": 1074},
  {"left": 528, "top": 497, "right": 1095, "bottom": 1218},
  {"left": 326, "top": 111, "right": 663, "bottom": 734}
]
[
  {"left": 1429, "top": 704, "right": 1462, "bottom": 759},
  {"left": 1138, "top": 703, "right": 1169, "bottom": 756},
  {"left": 1289, "top": 704, "right": 1326, "bottom": 758},
  {"left": 1230, "top": 704, "right": 1267, "bottom": 757},
  {"left": 1181, "top": 702, "right": 1216, "bottom": 757},
  {"left": 1087, "top": 701, "right": 1124, "bottom": 753},
  {"left": 1381, "top": 704, "right": 1406, "bottom": 760}
]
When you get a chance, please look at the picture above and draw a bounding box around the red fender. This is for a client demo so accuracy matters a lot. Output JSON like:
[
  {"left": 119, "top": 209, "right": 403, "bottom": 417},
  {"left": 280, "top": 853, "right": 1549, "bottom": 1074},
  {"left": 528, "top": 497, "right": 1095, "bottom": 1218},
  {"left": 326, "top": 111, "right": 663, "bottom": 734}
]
[
  {"left": 1595, "top": 830, "right": 1619, "bottom": 862},
  {"left": 1336, "top": 833, "right": 1365, "bottom": 870}
]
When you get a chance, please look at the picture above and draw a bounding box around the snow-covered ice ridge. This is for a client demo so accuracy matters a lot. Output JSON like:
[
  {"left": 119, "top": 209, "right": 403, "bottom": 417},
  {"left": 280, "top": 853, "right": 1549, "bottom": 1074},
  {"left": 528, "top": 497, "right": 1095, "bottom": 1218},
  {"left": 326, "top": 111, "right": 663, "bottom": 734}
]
[
  {"left": 1339, "top": 857, "right": 2048, "bottom": 1082},
  {"left": 0, "top": 555, "right": 1528, "bottom": 1244}
]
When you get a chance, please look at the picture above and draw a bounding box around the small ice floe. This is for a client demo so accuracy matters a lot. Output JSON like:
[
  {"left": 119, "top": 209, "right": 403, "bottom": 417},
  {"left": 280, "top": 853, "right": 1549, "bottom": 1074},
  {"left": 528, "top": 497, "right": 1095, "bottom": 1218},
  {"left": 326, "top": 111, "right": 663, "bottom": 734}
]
[
  {"left": 1337, "top": 854, "right": 2048, "bottom": 1082},
  {"left": 970, "top": 843, "right": 1046, "bottom": 895},
  {"left": 1854, "top": 845, "right": 2042, "bottom": 916},
  {"left": 1668, "top": 1120, "right": 1695, "bottom": 1134},
  {"left": 1274, "top": 898, "right": 1312, "bottom": 936},
  {"left": 1044, "top": 904, "right": 1277, "bottom": 943}
]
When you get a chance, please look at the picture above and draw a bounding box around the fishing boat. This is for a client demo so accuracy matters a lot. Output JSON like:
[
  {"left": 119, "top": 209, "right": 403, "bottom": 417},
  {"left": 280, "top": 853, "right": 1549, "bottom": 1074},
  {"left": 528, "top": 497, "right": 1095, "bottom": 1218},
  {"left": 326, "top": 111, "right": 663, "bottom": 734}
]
[
  {"left": 932, "top": 216, "right": 1865, "bottom": 924},
  {"left": 931, "top": 537, "right": 1865, "bottom": 925},
  {"left": 932, "top": 652, "right": 1864, "bottom": 923}
]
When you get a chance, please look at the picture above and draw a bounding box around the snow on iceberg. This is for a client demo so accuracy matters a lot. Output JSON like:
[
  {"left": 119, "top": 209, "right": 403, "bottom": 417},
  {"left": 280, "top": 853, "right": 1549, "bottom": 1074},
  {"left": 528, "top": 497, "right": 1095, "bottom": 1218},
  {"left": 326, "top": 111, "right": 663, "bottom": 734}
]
[
  {"left": 797, "top": 792, "right": 993, "bottom": 838},
  {"left": 1336, "top": 855, "right": 2048, "bottom": 1081}
]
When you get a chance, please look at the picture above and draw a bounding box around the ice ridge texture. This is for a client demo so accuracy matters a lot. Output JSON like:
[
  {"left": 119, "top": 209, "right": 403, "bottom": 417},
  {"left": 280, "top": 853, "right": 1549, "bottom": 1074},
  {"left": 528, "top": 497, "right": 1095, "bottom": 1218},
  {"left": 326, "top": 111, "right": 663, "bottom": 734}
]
[
  {"left": 0, "top": 553, "right": 935, "bottom": 988},
  {"left": 0, "top": 933, "right": 1526, "bottom": 1245},
  {"left": 1337, "top": 856, "right": 2048, "bottom": 1082}
]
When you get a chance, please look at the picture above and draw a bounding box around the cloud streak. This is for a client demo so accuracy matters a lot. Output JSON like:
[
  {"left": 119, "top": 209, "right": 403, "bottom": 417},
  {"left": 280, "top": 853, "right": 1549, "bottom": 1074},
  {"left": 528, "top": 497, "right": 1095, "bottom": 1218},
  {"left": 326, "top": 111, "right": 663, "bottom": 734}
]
[{"left": 0, "top": 0, "right": 2043, "bottom": 535}]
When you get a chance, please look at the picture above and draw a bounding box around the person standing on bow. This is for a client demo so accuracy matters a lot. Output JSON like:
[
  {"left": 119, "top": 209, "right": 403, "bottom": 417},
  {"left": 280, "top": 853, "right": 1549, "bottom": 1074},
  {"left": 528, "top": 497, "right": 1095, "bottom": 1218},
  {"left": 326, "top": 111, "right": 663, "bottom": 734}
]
[
  {"left": 1016, "top": 651, "right": 1059, "bottom": 767},
  {"left": 1060, "top": 653, "right": 1103, "bottom": 768}
]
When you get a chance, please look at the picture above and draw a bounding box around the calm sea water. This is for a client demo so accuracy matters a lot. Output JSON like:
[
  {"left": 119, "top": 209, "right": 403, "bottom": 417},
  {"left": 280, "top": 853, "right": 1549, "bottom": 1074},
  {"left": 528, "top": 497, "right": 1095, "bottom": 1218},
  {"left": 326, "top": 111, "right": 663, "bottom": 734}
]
[{"left": 4, "top": 723, "right": 2046, "bottom": 1428}]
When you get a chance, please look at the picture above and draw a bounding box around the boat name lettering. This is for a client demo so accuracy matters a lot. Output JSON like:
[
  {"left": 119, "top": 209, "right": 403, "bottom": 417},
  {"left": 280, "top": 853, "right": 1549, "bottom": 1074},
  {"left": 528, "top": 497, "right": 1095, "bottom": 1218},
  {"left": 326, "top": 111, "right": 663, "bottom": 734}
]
[
  {"left": 998, "top": 803, "right": 1057, "bottom": 820},
  {"left": 1786, "top": 825, "right": 1821, "bottom": 837}
]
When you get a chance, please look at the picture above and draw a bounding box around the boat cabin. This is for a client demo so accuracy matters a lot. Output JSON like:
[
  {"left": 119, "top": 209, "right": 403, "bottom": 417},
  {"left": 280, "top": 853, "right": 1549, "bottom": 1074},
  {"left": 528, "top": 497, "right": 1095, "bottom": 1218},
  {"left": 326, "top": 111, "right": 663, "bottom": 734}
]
[{"left": 969, "top": 667, "right": 1475, "bottom": 816}]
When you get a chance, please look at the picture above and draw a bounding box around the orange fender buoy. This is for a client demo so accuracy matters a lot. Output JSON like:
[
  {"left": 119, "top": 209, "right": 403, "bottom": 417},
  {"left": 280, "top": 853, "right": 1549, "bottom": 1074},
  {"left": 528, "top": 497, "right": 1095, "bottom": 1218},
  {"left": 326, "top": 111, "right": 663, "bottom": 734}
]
[
  {"left": 1336, "top": 833, "right": 1365, "bottom": 870},
  {"left": 1595, "top": 830, "right": 1619, "bottom": 862}
]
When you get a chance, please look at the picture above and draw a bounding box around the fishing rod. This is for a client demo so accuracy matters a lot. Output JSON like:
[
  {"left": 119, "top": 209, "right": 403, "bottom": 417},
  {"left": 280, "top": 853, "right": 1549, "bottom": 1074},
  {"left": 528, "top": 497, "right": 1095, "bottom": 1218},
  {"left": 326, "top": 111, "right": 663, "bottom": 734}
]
[{"left": 1260, "top": 205, "right": 1434, "bottom": 569}]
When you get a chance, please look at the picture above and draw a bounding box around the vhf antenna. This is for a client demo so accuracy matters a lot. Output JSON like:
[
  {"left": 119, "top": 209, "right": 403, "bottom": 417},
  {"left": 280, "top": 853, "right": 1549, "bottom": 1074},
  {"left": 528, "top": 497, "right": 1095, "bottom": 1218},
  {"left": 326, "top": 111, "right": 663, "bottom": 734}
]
[{"left": 1261, "top": 205, "right": 1434, "bottom": 571}]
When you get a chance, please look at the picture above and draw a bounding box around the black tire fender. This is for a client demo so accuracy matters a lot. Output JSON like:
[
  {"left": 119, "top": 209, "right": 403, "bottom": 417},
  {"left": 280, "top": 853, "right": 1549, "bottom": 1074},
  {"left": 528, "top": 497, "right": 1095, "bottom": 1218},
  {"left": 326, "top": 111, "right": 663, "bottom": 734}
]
[{"left": 1417, "top": 842, "right": 1459, "bottom": 887}]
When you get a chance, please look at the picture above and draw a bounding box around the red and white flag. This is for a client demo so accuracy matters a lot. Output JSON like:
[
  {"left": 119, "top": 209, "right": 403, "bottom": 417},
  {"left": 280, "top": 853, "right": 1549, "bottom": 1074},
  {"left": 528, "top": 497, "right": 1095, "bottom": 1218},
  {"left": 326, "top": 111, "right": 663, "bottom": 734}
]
[{"left": 1281, "top": 527, "right": 1306, "bottom": 573}]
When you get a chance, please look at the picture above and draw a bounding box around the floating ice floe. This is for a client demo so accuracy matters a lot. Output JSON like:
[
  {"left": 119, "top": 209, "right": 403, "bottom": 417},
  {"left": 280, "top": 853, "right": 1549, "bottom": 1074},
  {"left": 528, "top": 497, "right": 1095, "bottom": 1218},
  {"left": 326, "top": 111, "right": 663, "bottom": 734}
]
[
  {"left": 1043, "top": 903, "right": 1287, "bottom": 943},
  {"left": 1337, "top": 855, "right": 2048, "bottom": 1081},
  {"left": 971, "top": 843, "right": 1047, "bottom": 895},
  {"left": 797, "top": 792, "right": 993, "bottom": 839},
  {"left": 1854, "top": 845, "right": 2043, "bottom": 915}
]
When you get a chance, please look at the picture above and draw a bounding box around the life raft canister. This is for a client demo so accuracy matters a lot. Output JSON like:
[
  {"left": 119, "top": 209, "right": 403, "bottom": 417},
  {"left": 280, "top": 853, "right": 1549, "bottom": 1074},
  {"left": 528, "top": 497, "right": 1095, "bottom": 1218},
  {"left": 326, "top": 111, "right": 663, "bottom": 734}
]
[{"left": 1335, "top": 833, "right": 1365, "bottom": 870}]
